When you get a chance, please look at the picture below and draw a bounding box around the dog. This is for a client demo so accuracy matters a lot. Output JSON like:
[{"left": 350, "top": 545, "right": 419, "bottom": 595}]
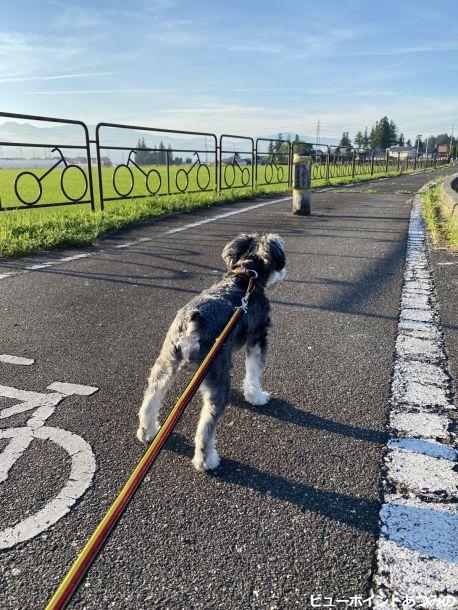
[{"left": 136, "top": 233, "right": 286, "bottom": 471}]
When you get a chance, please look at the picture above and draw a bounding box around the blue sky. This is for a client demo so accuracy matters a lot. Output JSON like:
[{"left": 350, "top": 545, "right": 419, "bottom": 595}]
[{"left": 1, "top": 0, "right": 457, "bottom": 141}]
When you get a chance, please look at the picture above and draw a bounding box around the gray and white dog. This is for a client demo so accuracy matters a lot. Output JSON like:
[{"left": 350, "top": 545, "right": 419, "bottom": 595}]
[{"left": 136, "top": 233, "right": 286, "bottom": 471}]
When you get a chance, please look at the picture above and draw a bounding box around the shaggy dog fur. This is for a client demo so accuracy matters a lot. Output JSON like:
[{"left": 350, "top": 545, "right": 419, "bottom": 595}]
[{"left": 136, "top": 233, "right": 286, "bottom": 471}]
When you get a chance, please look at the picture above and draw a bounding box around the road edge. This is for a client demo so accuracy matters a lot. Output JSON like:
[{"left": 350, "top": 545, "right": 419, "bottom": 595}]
[{"left": 371, "top": 187, "right": 458, "bottom": 608}]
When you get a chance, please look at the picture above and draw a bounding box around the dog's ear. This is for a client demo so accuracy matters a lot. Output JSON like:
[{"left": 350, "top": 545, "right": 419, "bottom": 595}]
[
  {"left": 222, "top": 233, "right": 257, "bottom": 268},
  {"left": 257, "top": 234, "right": 285, "bottom": 270}
]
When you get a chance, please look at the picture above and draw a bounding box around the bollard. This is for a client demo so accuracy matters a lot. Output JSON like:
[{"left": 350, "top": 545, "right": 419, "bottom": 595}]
[{"left": 292, "top": 154, "right": 311, "bottom": 215}]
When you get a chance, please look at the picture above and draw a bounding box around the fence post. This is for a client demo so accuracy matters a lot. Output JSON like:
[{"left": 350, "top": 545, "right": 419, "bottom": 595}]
[
  {"left": 325, "top": 151, "right": 330, "bottom": 182},
  {"left": 397, "top": 153, "right": 400, "bottom": 173},
  {"left": 166, "top": 149, "right": 171, "bottom": 195},
  {"left": 254, "top": 141, "right": 258, "bottom": 189},
  {"left": 95, "top": 125, "right": 104, "bottom": 211},
  {"left": 370, "top": 151, "right": 375, "bottom": 176},
  {"left": 292, "top": 155, "right": 311, "bottom": 215},
  {"left": 289, "top": 143, "right": 293, "bottom": 188},
  {"left": 385, "top": 151, "right": 389, "bottom": 175},
  {"left": 351, "top": 150, "right": 356, "bottom": 178}
]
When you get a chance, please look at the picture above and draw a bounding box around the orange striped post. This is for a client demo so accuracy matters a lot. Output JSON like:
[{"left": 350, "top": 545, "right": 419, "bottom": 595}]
[{"left": 46, "top": 278, "right": 255, "bottom": 609}]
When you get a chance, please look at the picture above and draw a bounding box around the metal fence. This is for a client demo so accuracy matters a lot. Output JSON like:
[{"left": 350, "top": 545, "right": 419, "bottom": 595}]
[{"left": 0, "top": 111, "right": 451, "bottom": 212}]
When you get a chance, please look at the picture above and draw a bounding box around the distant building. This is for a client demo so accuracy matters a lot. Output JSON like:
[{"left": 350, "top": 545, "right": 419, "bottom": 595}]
[
  {"left": 388, "top": 146, "right": 416, "bottom": 159},
  {"left": 437, "top": 145, "right": 449, "bottom": 154}
]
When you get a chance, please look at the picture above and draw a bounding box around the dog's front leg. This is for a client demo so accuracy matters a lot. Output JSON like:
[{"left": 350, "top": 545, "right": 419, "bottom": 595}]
[
  {"left": 192, "top": 366, "right": 229, "bottom": 472},
  {"left": 243, "top": 339, "right": 270, "bottom": 406}
]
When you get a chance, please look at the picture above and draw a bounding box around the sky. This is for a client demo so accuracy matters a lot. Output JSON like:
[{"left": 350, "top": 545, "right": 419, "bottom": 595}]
[{"left": 1, "top": 0, "right": 457, "bottom": 141}]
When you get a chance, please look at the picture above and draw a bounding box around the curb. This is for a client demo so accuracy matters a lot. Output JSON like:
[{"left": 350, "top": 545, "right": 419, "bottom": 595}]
[
  {"left": 440, "top": 173, "right": 458, "bottom": 219},
  {"left": 371, "top": 189, "right": 458, "bottom": 608}
]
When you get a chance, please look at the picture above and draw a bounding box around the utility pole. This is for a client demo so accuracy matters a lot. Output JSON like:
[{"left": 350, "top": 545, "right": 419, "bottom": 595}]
[
  {"left": 315, "top": 119, "right": 321, "bottom": 146},
  {"left": 425, "top": 136, "right": 428, "bottom": 158},
  {"left": 449, "top": 125, "right": 454, "bottom": 156},
  {"left": 416, "top": 134, "right": 422, "bottom": 158}
]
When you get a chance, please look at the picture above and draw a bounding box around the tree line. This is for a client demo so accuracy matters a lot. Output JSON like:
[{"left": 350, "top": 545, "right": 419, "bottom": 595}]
[
  {"left": 134, "top": 138, "right": 192, "bottom": 166},
  {"left": 340, "top": 116, "right": 455, "bottom": 153}
]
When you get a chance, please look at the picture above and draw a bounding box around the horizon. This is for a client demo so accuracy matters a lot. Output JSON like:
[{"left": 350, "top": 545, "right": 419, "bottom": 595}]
[{"left": 1, "top": 0, "right": 457, "bottom": 142}]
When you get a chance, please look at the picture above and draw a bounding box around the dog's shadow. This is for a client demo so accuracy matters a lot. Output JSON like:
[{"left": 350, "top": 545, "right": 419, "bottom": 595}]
[
  {"left": 166, "top": 392, "right": 387, "bottom": 535},
  {"left": 230, "top": 389, "right": 388, "bottom": 445}
]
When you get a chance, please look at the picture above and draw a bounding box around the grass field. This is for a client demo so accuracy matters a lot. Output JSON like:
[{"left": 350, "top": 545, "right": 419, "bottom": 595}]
[{"left": 0, "top": 161, "right": 445, "bottom": 258}]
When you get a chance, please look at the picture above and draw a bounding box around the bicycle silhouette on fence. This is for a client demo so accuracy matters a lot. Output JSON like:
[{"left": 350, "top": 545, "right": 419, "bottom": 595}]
[
  {"left": 264, "top": 153, "right": 285, "bottom": 184},
  {"left": 0, "top": 376, "right": 98, "bottom": 549},
  {"left": 223, "top": 153, "right": 251, "bottom": 188},
  {"left": 113, "top": 149, "right": 162, "bottom": 197},
  {"left": 14, "top": 147, "right": 88, "bottom": 207},
  {"left": 175, "top": 152, "right": 211, "bottom": 193}
]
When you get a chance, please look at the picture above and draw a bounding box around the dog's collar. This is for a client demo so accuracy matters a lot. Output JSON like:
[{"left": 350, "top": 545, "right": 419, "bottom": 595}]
[{"left": 231, "top": 265, "right": 258, "bottom": 279}]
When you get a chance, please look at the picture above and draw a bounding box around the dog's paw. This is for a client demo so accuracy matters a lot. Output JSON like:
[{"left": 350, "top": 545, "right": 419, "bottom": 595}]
[
  {"left": 244, "top": 389, "right": 271, "bottom": 406},
  {"left": 192, "top": 449, "right": 220, "bottom": 472},
  {"left": 136, "top": 423, "right": 159, "bottom": 444}
]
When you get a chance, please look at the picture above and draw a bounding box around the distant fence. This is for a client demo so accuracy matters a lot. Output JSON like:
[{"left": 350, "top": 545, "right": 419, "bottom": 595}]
[{"left": 0, "top": 111, "right": 451, "bottom": 212}]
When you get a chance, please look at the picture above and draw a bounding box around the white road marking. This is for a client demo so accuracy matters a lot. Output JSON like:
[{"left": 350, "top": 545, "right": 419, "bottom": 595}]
[
  {"left": 0, "top": 375, "right": 99, "bottom": 550},
  {"left": 0, "top": 195, "right": 291, "bottom": 283},
  {"left": 47, "top": 381, "right": 99, "bottom": 396},
  {"left": 0, "top": 354, "right": 34, "bottom": 365},
  {"left": 372, "top": 192, "right": 458, "bottom": 606},
  {"left": 164, "top": 197, "right": 291, "bottom": 235}
]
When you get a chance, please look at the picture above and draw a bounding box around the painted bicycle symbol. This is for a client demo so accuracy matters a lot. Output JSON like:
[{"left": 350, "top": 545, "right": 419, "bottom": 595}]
[
  {"left": 175, "top": 152, "right": 211, "bottom": 193},
  {"left": 0, "top": 378, "right": 98, "bottom": 549},
  {"left": 224, "top": 153, "right": 251, "bottom": 187},
  {"left": 113, "top": 148, "right": 162, "bottom": 197},
  {"left": 264, "top": 153, "right": 285, "bottom": 184},
  {"left": 14, "top": 147, "right": 88, "bottom": 207}
]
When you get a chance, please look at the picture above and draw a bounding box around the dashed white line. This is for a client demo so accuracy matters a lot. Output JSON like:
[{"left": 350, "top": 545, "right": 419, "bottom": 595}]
[
  {"left": 0, "top": 195, "right": 291, "bottom": 283},
  {"left": 0, "top": 354, "right": 34, "bottom": 365},
  {"left": 372, "top": 191, "right": 458, "bottom": 606}
]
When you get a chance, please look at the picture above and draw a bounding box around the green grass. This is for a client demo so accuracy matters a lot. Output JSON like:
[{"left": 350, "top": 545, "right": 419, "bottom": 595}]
[
  {"left": 423, "top": 184, "right": 458, "bottom": 252},
  {"left": 0, "top": 161, "right": 446, "bottom": 259}
]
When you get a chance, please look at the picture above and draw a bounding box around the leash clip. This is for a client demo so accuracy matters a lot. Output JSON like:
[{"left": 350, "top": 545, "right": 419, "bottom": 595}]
[{"left": 239, "top": 296, "right": 249, "bottom": 314}]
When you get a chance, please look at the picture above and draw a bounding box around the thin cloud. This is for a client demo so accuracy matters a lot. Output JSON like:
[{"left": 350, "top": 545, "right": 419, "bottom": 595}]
[
  {"left": 26, "top": 88, "right": 172, "bottom": 95},
  {"left": 0, "top": 71, "right": 115, "bottom": 84},
  {"left": 52, "top": 6, "right": 107, "bottom": 30}
]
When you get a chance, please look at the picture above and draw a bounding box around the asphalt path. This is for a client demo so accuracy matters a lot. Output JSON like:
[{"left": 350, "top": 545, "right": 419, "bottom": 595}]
[{"left": 0, "top": 167, "right": 455, "bottom": 609}]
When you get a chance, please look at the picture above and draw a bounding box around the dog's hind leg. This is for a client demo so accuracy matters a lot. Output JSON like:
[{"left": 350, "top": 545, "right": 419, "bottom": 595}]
[
  {"left": 243, "top": 331, "right": 270, "bottom": 406},
  {"left": 192, "top": 357, "right": 230, "bottom": 472},
  {"left": 137, "top": 316, "right": 200, "bottom": 444},
  {"left": 136, "top": 348, "right": 177, "bottom": 443}
]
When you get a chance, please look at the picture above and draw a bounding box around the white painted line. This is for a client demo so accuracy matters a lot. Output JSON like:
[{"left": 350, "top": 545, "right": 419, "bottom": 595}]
[
  {"left": 438, "top": 261, "right": 458, "bottom": 266},
  {"left": 0, "top": 354, "right": 34, "bottom": 366},
  {"left": 46, "top": 382, "right": 99, "bottom": 396},
  {"left": 390, "top": 411, "right": 450, "bottom": 441},
  {"left": 164, "top": 197, "right": 291, "bottom": 236},
  {"left": 372, "top": 191, "right": 458, "bottom": 605},
  {"left": 25, "top": 263, "right": 52, "bottom": 270},
  {"left": 0, "top": 195, "right": 291, "bottom": 283}
]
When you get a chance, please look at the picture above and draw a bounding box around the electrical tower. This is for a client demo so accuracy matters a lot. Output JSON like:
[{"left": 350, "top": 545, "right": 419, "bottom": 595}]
[{"left": 315, "top": 119, "right": 321, "bottom": 146}]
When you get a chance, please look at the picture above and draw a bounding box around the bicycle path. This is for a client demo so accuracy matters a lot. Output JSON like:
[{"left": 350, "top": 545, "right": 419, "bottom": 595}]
[{"left": 0, "top": 167, "right": 455, "bottom": 609}]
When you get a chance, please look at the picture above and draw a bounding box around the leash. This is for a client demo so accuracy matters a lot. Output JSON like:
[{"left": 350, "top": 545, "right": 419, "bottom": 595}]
[{"left": 45, "top": 270, "right": 257, "bottom": 610}]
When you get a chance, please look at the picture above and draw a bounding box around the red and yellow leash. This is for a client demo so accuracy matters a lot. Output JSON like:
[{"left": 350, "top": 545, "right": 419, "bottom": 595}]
[{"left": 46, "top": 274, "right": 256, "bottom": 610}]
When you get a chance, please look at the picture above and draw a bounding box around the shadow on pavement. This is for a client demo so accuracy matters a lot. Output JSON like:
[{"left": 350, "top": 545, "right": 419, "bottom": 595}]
[
  {"left": 166, "top": 433, "right": 380, "bottom": 535},
  {"left": 230, "top": 390, "right": 388, "bottom": 445}
]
